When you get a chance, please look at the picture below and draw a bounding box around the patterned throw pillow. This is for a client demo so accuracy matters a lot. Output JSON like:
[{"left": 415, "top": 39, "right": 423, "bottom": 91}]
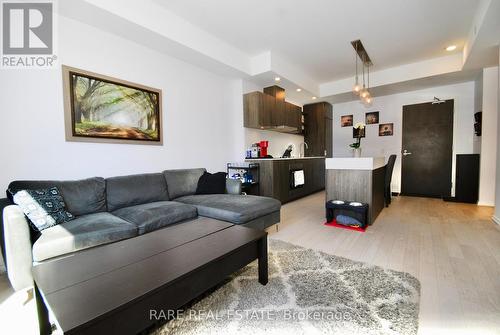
[{"left": 13, "top": 187, "right": 75, "bottom": 232}]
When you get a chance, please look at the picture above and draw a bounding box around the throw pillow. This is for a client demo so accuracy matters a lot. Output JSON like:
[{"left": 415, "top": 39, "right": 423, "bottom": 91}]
[
  {"left": 13, "top": 187, "right": 75, "bottom": 232},
  {"left": 195, "top": 172, "right": 227, "bottom": 195}
]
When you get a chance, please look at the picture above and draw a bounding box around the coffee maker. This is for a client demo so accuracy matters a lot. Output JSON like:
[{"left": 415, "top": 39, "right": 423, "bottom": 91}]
[{"left": 259, "top": 141, "right": 269, "bottom": 157}]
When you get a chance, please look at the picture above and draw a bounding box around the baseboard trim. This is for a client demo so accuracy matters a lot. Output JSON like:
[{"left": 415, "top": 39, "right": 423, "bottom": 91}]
[
  {"left": 493, "top": 216, "right": 500, "bottom": 226},
  {"left": 477, "top": 201, "right": 495, "bottom": 207}
]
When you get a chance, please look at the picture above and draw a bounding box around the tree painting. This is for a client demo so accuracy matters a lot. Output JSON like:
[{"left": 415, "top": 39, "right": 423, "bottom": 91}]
[{"left": 70, "top": 73, "right": 160, "bottom": 141}]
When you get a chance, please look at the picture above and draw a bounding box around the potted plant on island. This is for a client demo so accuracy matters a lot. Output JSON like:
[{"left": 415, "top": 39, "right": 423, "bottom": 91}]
[{"left": 350, "top": 122, "right": 365, "bottom": 157}]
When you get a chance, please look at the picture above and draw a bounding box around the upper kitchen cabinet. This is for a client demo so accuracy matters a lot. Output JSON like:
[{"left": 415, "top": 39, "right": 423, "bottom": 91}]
[
  {"left": 303, "top": 101, "right": 333, "bottom": 157},
  {"left": 243, "top": 91, "right": 274, "bottom": 129},
  {"left": 243, "top": 85, "right": 302, "bottom": 134},
  {"left": 285, "top": 102, "right": 302, "bottom": 132},
  {"left": 264, "top": 86, "right": 285, "bottom": 127}
]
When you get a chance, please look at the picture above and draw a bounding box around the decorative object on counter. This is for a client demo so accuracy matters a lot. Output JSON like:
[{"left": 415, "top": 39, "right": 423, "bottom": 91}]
[
  {"left": 350, "top": 122, "right": 365, "bottom": 157},
  {"left": 227, "top": 162, "right": 260, "bottom": 195},
  {"left": 351, "top": 40, "right": 373, "bottom": 107},
  {"left": 325, "top": 199, "right": 369, "bottom": 232},
  {"left": 341, "top": 114, "right": 353, "bottom": 127},
  {"left": 247, "top": 141, "right": 272, "bottom": 159},
  {"left": 379, "top": 123, "right": 394, "bottom": 136},
  {"left": 365, "top": 111, "right": 379, "bottom": 124},
  {"left": 281, "top": 144, "right": 294, "bottom": 158}
]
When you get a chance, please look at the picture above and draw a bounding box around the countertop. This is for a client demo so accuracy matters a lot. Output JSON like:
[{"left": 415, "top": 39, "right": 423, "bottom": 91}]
[
  {"left": 245, "top": 157, "right": 325, "bottom": 161},
  {"left": 325, "top": 157, "right": 385, "bottom": 170}
]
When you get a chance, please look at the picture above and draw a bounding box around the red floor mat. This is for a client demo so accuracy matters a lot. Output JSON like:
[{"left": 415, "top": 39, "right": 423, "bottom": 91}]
[{"left": 324, "top": 220, "right": 366, "bottom": 232}]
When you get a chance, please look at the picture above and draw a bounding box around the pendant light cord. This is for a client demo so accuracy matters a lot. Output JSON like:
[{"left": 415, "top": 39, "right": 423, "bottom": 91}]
[
  {"left": 362, "top": 60, "right": 365, "bottom": 88},
  {"left": 355, "top": 43, "right": 358, "bottom": 84},
  {"left": 367, "top": 63, "right": 370, "bottom": 90}
]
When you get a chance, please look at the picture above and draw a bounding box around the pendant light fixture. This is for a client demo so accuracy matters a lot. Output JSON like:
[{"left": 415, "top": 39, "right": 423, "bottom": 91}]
[
  {"left": 352, "top": 43, "right": 361, "bottom": 95},
  {"left": 351, "top": 40, "right": 374, "bottom": 106},
  {"left": 363, "top": 64, "right": 372, "bottom": 105},
  {"left": 360, "top": 62, "right": 369, "bottom": 99}
]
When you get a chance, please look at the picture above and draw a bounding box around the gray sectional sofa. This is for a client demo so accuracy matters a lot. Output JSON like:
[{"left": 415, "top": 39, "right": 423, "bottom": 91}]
[{"left": 1, "top": 168, "right": 281, "bottom": 291}]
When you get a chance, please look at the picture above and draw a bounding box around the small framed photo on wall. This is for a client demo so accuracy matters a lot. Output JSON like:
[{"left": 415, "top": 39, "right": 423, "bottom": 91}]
[
  {"left": 365, "top": 111, "right": 379, "bottom": 124},
  {"left": 379, "top": 123, "right": 394, "bottom": 136},
  {"left": 341, "top": 114, "right": 353, "bottom": 127}
]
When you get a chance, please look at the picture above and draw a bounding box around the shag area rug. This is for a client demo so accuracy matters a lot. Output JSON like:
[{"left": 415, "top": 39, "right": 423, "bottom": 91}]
[{"left": 152, "top": 239, "right": 420, "bottom": 335}]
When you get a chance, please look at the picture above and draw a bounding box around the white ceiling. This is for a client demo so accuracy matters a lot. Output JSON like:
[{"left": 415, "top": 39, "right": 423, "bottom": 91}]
[{"left": 154, "top": 0, "right": 480, "bottom": 83}]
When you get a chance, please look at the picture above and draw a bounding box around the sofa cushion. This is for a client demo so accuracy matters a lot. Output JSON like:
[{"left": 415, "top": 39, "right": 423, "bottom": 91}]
[
  {"left": 112, "top": 201, "right": 198, "bottom": 235},
  {"left": 8, "top": 177, "right": 106, "bottom": 216},
  {"left": 163, "top": 168, "right": 206, "bottom": 199},
  {"left": 106, "top": 173, "right": 169, "bottom": 212},
  {"left": 174, "top": 194, "right": 281, "bottom": 224},
  {"left": 32, "top": 212, "right": 137, "bottom": 262}
]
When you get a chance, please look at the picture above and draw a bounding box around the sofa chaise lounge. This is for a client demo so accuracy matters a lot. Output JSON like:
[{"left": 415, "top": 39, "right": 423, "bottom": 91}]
[{"left": 1, "top": 168, "right": 281, "bottom": 291}]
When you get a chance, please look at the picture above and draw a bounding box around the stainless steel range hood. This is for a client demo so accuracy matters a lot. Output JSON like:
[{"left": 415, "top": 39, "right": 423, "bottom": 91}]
[{"left": 268, "top": 125, "right": 300, "bottom": 133}]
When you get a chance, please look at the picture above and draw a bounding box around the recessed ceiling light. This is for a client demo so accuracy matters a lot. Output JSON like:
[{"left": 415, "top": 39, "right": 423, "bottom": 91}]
[
  {"left": 312, "top": 96, "right": 317, "bottom": 100},
  {"left": 296, "top": 88, "right": 302, "bottom": 92},
  {"left": 446, "top": 45, "right": 457, "bottom": 51},
  {"left": 274, "top": 76, "right": 281, "bottom": 82}
]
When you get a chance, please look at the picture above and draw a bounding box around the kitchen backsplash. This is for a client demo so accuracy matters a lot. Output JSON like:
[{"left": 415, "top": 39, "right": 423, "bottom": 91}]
[{"left": 245, "top": 128, "right": 304, "bottom": 158}]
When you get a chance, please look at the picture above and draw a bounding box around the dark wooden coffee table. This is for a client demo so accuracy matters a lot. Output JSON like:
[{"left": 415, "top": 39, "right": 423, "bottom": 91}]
[{"left": 32, "top": 217, "right": 268, "bottom": 335}]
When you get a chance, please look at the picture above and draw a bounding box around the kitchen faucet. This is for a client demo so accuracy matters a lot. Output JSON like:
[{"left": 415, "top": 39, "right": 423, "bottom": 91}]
[{"left": 299, "top": 142, "right": 309, "bottom": 158}]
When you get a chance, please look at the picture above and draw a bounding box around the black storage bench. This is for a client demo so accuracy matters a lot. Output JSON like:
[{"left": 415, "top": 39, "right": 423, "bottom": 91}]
[{"left": 325, "top": 200, "right": 369, "bottom": 229}]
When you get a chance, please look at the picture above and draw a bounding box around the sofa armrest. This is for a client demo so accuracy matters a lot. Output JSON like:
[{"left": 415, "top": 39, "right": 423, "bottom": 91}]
[
  {"left": 3, "top": 205, "right": 33, "bottom": 290},
  {"left": 226, "top": 179, "right": 242, "bottom": 195}
]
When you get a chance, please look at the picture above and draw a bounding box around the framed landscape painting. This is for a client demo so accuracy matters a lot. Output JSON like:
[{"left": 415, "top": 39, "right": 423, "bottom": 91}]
[{"left": 63, "top": 65, "right": 163, "bottom": 145}]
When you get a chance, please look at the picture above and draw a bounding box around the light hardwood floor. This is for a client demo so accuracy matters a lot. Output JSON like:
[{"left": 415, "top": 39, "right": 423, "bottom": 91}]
[
  {"left": 269, "top": 191, "right": 500, "bottom": 335},
  {"left": 0, "top": 192, "right": 499, "bottom": 334}
]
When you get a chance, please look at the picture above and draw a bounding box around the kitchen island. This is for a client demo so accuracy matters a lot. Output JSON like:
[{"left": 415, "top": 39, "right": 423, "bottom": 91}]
[
  {"left": 325, "top": 157, "right": 386, "bottom": 224},
  {"left": 245, "top": 157, "right": 325, "bottom": 204}
]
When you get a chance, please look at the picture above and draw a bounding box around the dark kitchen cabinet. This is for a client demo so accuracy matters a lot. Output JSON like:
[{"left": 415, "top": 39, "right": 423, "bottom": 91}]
[
  {"left": 264, "top": 85, "right": 285, "bottom": 127},
  {"left": 272, "top": 98, "right": 286, "bottom": 127},
  {"left": 243, "top": 88, "right": 302, "bottom": 134},
  {"left": 243, "top": 91, "right": 274, "bottom": 129},
  {"left": 285, "top": 102, "right": 302, "bottom": 133},
  {"left": 245, "top": 158, "right": 325, "bottom": 204},
  {"left": 303, "top": 102, "right": 333, "bottom": 157},
  {"left": 325, "top": 110, "right": 333, "bottom": 158}
]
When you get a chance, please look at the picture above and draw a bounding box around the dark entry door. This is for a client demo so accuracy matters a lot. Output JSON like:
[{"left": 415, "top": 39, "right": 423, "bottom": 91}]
[{"left": 401, "top": 100, "right": 454, "bottom": 198}]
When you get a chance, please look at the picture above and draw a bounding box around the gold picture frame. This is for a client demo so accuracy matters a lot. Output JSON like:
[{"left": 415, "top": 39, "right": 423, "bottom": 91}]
[{"left": 62, "top": 65, "right": 163, "bottom": 145}]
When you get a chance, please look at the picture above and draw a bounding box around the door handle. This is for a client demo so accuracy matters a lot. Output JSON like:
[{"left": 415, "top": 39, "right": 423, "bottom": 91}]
[{"left": 402, "top": 149, "right": 412, "bottom": 156}]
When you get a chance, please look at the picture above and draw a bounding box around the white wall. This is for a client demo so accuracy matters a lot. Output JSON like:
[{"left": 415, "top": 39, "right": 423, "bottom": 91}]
[
  {"left": 0, "top": 15, "right": 242, "bottom": 191},
  {"left": 242, "top": 80, "right": 305, "bottom": 158},
  {"left": 495, "top": 49, "right": 500, "bottom": 223},
  {"left": 478, "top": 67, "right": 499, "bottom": 207},
  {"left": 473, "top": 73, "right": 483, "bottom": 154},
  {"left": 332, "top": 82, "right": 476, "bottom": 194}
]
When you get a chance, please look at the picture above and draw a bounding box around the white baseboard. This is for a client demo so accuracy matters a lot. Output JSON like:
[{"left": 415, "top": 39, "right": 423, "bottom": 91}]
[
  {"left": 477, "top": 201, "right": 495, "bottom": 207},
  {"left": 493, "top": 215, "right": 500, "bottom": 226}
]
